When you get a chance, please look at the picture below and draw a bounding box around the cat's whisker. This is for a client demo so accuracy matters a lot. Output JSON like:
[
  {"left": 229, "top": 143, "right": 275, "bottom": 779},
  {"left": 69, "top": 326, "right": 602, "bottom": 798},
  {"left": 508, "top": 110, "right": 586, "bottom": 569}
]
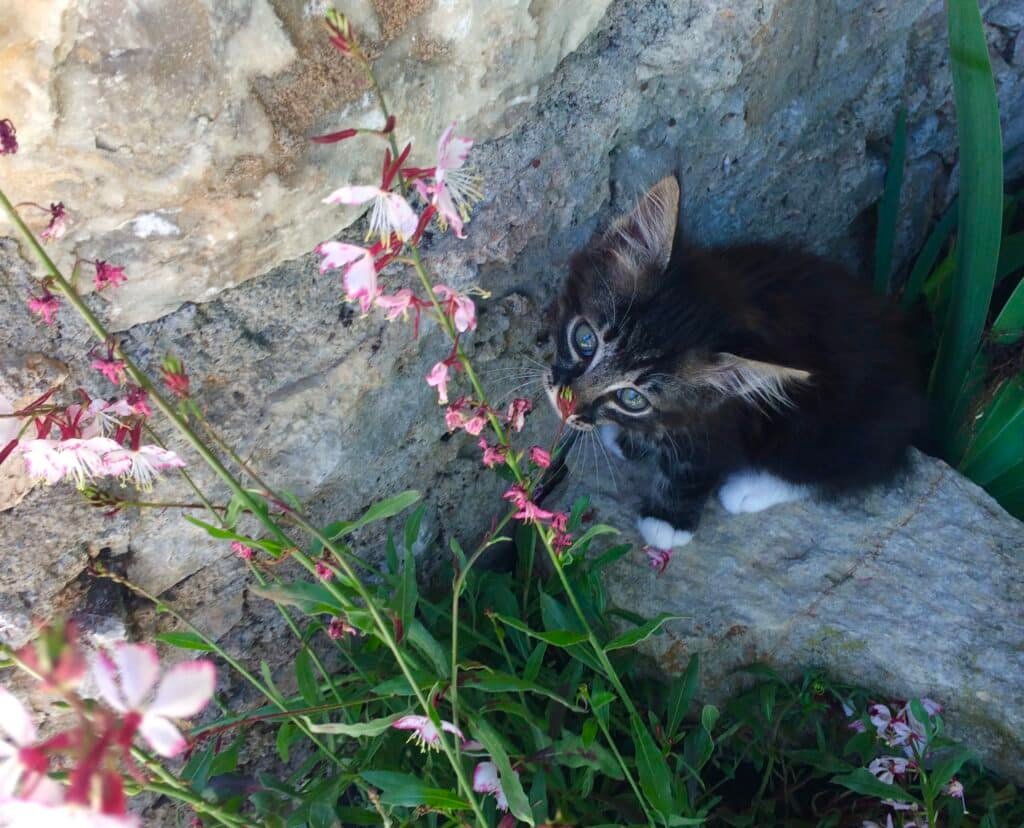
[{"left": 593, "top": 427, "right": 619, "bottom": 493}]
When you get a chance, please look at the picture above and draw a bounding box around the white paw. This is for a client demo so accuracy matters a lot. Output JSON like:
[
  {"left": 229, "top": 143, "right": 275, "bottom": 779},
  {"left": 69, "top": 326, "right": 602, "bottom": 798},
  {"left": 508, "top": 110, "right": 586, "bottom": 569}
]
[
  {"left": 637, "top": 516, "right": 694, "bottom": 549},
  {"left": 718, "top": 470, "right": 809, "bottom": 514},
  {"left": 598, "top": 424, "right": 626, "bottom": 460}
]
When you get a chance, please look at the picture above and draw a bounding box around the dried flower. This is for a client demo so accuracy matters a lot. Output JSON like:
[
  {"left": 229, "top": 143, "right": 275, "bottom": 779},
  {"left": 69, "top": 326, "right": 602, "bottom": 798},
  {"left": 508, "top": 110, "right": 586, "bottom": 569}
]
[
  {"left": 0, "top": 118, "right": 17, "bottom": 155},
  {"left": 125, "top": 386, "right": 152, "bottom": 417},
  {"left": 160, "top": 357, "right": 190, "bottom": 399},
  {"left": 91, "top": 644, "right": 215, "bottom": 758},
  {"left": 93, "top": 262, "right": 127, "bottom": 291}
]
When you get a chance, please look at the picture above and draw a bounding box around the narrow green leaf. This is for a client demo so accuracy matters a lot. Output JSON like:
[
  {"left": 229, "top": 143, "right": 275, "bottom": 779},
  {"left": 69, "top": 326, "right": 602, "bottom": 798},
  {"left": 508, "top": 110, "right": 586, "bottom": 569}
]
[
  {"left": 996, "top": 230, "right": 1024, "bottom": 282},
  {"left": 931, "top": 0, "right": 1004, "bottom": 445},
  {"left": 295, "top": 648, "right": 320, "bottom": 708},
  {"left": 405, "top": 619, "right": 449, "bottom": 677},
  {"left": 588, "top": 543, "right": 632, "bottom": 574},
  {"left": 250, "top": 581, "right": 350, "bottom": 616},
  {"left": 275, "top": 720, "right": 295, "bottom": 764},
  {"left": 524, "top": 641, "right": 547, "bottom": 682},
  {"left": 832, "top": 768, "right": 920, "bottom": 804},
  {"left": 182, "top": 516, "right": 284, "bottom": 556},
  {"left": 351, "top": 490, "right": 422, "bottom": 532},
  {"left": 304, "top": 714, "right": 398, "bottom": 738},
  {"left": 362, "top": 770, "right": 470, "bottom": 810},
  {"left": 404, "top": 503, "right": 426, "bottom": 551},
  {"left": 395, "top": 542, "right": 418, "bottom": 639},
  {"left": 631, "top": 714, "right": 674, "bottom": 819},
  {"left": 990, "top": 275, "right": 1024, "bottom": 343},
  {"left": 960, "top": 377, "right": 1024, "bottom": 484},
  {"left": 605, "top": 612, "right": 685, "bottom": 652},
  {"left": 463, "top": 671, "right": 585, "bottom": 711},
  {"left": 875, "top": 107, "right": 908, "bottom": 295},
  {"left": 902, "top": 198, "right": 958, "bottom": 311},
  {"left": 155, "top": 631, "right": 214, "bottom": 652},
  {"left": 492, "top": 613, "right": 588, "bottom": 648},
  {"left": 667, "top": 654, "right": 700, "bottom": 739},
  {"left": 473, "top": 717, "right": 535, "bottom": 825},
  {"left": 564, "top": 524, "right": 620, "bottom": 558}
]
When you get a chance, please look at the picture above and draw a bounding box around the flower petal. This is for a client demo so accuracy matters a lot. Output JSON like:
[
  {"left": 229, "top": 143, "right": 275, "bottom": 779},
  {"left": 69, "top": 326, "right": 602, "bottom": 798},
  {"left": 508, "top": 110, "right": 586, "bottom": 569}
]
[
  {"left": 472, "top": 761, "right": 500, "bottom": 795},
  {"left": 316, "top": 241, "right": 370, "bottom": 273},
  {"left": 342, "top": 254, "right": 379, "bottom": 313},
  {"left": 323, "top": 185, "right": 381, "bottom": 206},
  {"left": 382, "top": 193, "right": 418, "bottom": 239},
  {"left": 0, "top": 687, "right": 36, "bottom": 747},
  {"left": 147, "top": 661, "right": 216, "bottom": 719},
  {"left": 437, "top": 123, "right": 473, "bottom": 172},
  {"left": 138, "top": 714, "right": 188, "bottom": 758},
  {"left": 90, "top": 652, "right": 126, "bottom": 713},
  {"left": 112, "top": 644, "right": 160, "bottom": 708}
]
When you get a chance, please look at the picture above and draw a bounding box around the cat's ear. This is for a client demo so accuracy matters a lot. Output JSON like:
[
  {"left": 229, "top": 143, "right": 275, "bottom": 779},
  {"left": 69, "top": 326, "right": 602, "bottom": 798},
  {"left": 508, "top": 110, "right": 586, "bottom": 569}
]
[
  {"left": 689, "top": 353, "right": 811, "bottom": 409},
  {"left": 604, "top": 176, "right": 680, "bottom": 280}
]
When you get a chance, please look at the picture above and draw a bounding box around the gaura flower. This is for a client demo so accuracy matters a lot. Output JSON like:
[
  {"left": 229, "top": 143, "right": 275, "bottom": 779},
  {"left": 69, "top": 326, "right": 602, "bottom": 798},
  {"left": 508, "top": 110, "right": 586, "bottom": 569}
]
[
  {"left": 327, "top": 617, "right": 358, "bottom": 640},
  {"left": 413, "top": 123, "right": 482, "bottom": 239},
  {"left": 867, "top": 756, "right": 911, "bottom": 785},
  {"left": 433, "top": 285, "right": 477, "bottom": 333},
  {"left": 504, "top": 398, "right": 532, "bottom": 433},
  {"left": 529, "top": 446, "right": 551, "bottom": 469},
  {"left": 102, "top": 444, "right": 186, "bottom": 491},
  {"left": 124, "top": 386, "right": 152, "bottom": 418},
  {"left": 316, "top": 242, "right": 378, "bottom": 313},
  {"left": 315, "top": 561, "right": 333, "bottom": 581},
  {"left": 91, "top": 358, "right": 126, "bottom": 386},
  {"left": 0, "top": 686, "right": 61, "bottom": 804},
  {"left": 391, "top": 715, "right": 464, "bottom": 751},
  {"left": 426, "top": 361, "right": 450, "bottom": 405},
  {"left": 462, "top": 412, "right": 487, "bottom": 436},
  {"left": 478, "top": 438, "right": 506, "bottom": 469},
  {"left": 473, "top": 760, "right": 517, "bottom": 812},
  {"left": 28, "top": 292, "right": 60, "bottom": 326},
  {"left": 40, "top": 203, "right": 69, "bottom": 242},
  {"left": 91, "top": 644, "right": 215, "bottom": 758},
  {"left": 644, "top": 545, "right": 672, "bottom": 575},
  {"left": 0, "top": 800, "right": 138, "bottom": 827},
  {"left": 93, "top": 262, "right": 127, "bottom": 291},
  {"left": 514, "top": 499, "right": 554, "bottom": 524},
  {"left": 375, "top": 289, "right": 416, "bottom": 321},
  {"left": 230, "top": 541, "right": 254, "bottom": 561},
  {"left": 323, "top": 186, "right": 417, "bottom": 244}
]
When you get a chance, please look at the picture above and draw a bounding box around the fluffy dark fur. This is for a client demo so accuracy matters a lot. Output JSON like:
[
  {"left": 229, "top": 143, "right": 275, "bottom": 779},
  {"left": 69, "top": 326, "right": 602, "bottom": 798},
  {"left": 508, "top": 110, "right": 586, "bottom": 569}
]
[{"left": 544, "top": 176, "right": 924, "bottom": 545}]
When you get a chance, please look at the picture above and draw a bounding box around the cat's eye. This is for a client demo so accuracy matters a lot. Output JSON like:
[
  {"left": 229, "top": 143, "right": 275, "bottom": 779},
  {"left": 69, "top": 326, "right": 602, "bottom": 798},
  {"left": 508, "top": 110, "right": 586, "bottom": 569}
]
[
  {"left": 616, "top": 387, "right": 650, "bottom": 412},
  {"left": 572, "top": 322, "right": 598, "bottom": 357}
]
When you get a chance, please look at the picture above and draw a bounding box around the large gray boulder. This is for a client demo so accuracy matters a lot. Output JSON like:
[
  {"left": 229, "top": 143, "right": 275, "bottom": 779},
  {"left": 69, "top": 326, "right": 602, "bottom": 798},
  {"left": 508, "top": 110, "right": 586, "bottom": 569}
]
[{"left": 552, "top": 448, "right": 1024, "bottom": 780}]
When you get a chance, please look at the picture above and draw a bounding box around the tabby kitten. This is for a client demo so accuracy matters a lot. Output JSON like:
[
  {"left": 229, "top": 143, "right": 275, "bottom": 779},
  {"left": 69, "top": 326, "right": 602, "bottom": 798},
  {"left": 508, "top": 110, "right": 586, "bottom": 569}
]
[{"left": 545, "top": 176, "right": 924, "bottom": 549}]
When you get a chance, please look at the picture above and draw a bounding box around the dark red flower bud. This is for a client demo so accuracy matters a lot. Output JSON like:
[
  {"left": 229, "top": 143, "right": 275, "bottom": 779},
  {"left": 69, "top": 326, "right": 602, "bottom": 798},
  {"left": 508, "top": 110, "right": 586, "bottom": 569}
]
[
  {"left": 310, "top": 127, "right": 359, "bottom": 144},
  {"left": 0, "top": 118, "right": 17, "bottom": 155}
]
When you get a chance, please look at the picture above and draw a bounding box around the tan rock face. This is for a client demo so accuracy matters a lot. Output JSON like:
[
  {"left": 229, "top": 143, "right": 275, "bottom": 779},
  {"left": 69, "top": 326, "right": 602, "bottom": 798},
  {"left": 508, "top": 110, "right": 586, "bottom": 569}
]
[{"left": 0, "top": 0, "right": 611, "bottom": 328}]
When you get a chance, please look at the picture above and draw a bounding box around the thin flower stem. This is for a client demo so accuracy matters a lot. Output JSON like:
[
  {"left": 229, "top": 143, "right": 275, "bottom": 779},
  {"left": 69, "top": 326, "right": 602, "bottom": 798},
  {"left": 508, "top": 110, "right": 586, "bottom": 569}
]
[{"left": 131, "top": 748, "right": 248, "bottom": 827}]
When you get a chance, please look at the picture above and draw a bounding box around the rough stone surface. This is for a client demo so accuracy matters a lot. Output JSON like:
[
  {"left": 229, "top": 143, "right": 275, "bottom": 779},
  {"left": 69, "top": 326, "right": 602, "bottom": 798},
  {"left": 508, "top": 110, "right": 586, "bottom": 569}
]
[
  {"left": 552, "top": 448, "right": 1024, "bottom": 781},
  {"left": 1, "top": 0, "right": 1023, "bottom": 779}
]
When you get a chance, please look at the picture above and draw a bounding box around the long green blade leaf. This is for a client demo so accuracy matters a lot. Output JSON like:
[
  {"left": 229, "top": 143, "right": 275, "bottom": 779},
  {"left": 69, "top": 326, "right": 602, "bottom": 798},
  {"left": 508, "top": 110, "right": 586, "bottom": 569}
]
[
  {"left": 875, "top": 107, "right": 907, "bottom": 295},
  {"left": 990, "top": 276, "right": 1024, "bottom": 343},
  {"left": 930, "top": 0, "right": 1003, "bottom": 447},
  {"left": 901, "top": 198, "right": 957, "bottom": 311}
]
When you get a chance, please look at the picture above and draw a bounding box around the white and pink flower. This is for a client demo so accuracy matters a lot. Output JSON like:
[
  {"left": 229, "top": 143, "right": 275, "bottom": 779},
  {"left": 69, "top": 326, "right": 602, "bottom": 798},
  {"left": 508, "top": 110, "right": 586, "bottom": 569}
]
[
  {"left": 867, "top": 756, "right": 911, "bottom": 785},
  {"left": 0, "top": 686, "right": 61, "bottom": 805},
  {"left": 413, "top": 124, "right": 481, "bottom": 239},
  {"left": 426, "top": 361, "right": 450, "bottom": 405},
  {"left": 433, "top": 285, "right": 477, "bottom": 333},
  {"left": 323, "top": 186, "right": 417, "bottom": 244},
  {"left": 316, "top": 241, "right": 379, "bottom": 313},
  {"left": 473, "top": 760, "right": 517, "bottom": 812},
  {"left": 391, "top": 715, "right": 464, "bottom": 752},
  {"left": 102, "top": 445, "right": 185, "bottom": 491},
  {"left": 644, "top": 545, "right": 672, "bottom": 575},
  {"left": 91, "top": 644, "right": 215, "bottom": 758}
]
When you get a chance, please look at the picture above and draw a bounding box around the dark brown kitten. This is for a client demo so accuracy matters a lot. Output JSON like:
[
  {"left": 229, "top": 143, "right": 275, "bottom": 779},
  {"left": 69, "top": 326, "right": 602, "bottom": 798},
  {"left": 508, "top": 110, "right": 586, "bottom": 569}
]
[{"left": 544, "top": 176, "right": 924, "bottom": 549}]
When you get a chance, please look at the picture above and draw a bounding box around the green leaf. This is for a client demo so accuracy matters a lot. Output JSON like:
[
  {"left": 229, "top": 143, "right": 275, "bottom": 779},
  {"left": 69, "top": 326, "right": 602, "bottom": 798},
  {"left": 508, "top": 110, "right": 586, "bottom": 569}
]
[
  {"left": 832, "top": 768, "right": 920, "bottom": 804},
  {"left": 786, "top": 748, "right": 855, "bottom": 774},
  {"left": 960, "top": 377, "right": 1024, "bottom": 484},
  {"left": 405, "top": 619, "right": 449, "bottom": 677},
  {"left": 351, "top": 490, "right": 422, "bottom": 533},
  {"left": 250, "top": 581, "right": 350, "bottom": 616},
  {"left": 902, "top": 198, "right": 958, "bottom": 311},
  {"left": 295, "top": 648, "right": 321, "bottom": 708},
  {"left": 564, "top": 524, "right": 620, "bottom": 558},
  {"left": 492, "top": 613, "right": 588, "bottom": 648},
  {"left": 875, "top": 107, "right": 908, "bottom": 295},
  {"left": 930, "top": 0, "right": 1004, "bottom": 445},
  {"left": 155, "top": 631, "right": 214, "bottom": 652},
  {"left": 472, "top": 717, "right": 535, "bottom": 825},
  {"left": 361, "top": 770, "right": 469, "bottom": 810},
  {"left": 605, "top": 612, "right": 685, "bottom": 652},
  {"left": 552, "top": 732, "right": 625, "bottom": 779},
  {"left": 275, "top": 720, "right": 295, "bottom": 764},
  {"left": 666, "top": 654, "right": 700, "bottom": 739},
  {"left": 464, "top": 671, "right": 585, "bottom": 711},
  {"left": 404, "top": 503, "right": 426, "bottom": 552},
  {"left": 588, "top": 543, "right": 632, "bottom": 574},
  {"left": 395, "top": 540, "right": 418, "bottom": 640},
  {"left": 305, "top": 714, "right": 398, "bottom": 738},
  {"left": 631, "top": 714, "right": 674, "bottom": 819},
  {"left": 182, "top": 516, "right": 285, "bottom": 556},
  {"left": 929, "top": 747, "right": 974, "bottom": 795},
  {"left": 990, "top": 274, "right": 1024, "bottom": 343},
  {"left": 996, "top": 230, "right": 1024, "bottom": 282}
]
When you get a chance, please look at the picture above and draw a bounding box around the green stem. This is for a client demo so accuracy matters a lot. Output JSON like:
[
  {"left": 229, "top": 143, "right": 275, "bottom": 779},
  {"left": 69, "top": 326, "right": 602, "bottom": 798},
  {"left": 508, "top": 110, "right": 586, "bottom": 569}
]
[
  {"left": 132, "top": 748, "right": 248, "bottom": 827},
  {"left": 586, "top": 690, "right": 656, "bottom": 828}
]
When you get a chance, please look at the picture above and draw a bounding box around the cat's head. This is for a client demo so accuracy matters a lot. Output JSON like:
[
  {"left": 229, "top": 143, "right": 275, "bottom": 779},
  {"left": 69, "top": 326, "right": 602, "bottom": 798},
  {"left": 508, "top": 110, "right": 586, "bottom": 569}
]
[{"left": 544, "top": 176, "right": 810, "bottom": 435}]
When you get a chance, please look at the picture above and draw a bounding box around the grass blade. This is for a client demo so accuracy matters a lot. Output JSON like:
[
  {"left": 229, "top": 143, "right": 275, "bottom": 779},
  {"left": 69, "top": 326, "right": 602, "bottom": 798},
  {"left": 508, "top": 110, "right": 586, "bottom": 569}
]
[
  {"left": 875, "top": 108, "right": 908, "bottom": 295},
  {"left": 929, "top": 0, "right": 1004, "bottom": 448},
  {"left": 991, "top": 276, "right": 1024, "bottom": 343},
  {"left": 901, "top": 198, "right": 957, "bottom": 311},
  {"left": 959, "top": 377, "right": 1024, "bottom": 484}
]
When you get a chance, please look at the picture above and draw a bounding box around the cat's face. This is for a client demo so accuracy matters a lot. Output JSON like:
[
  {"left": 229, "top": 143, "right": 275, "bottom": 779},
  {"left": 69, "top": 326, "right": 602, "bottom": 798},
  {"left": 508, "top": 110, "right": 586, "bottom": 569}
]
[{"left": 544, "top": 176, "right": 809, "bottom": 435}]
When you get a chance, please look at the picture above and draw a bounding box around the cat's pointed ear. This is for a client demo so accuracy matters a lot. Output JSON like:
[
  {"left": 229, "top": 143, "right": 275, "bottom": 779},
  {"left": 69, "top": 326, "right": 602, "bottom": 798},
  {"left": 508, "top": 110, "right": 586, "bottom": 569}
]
[
  {"left": 690, "top": 353, "right": 811, "bottom": 409},
  {"left": 604, "top": 176, "right": 680, "bottom": 279}
]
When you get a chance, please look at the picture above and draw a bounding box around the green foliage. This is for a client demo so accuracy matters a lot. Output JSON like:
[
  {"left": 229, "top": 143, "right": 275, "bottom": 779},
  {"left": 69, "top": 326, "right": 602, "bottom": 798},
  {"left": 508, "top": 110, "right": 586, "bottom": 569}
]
[{"left": 877, "top": 0, "right": 1023, "bottom": 518}]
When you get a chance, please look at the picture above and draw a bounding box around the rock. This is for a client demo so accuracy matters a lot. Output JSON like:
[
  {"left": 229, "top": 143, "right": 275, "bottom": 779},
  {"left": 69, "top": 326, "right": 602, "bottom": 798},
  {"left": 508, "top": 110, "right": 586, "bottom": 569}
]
[{"left": 550, "top": 449, "right": 1024, "bottom": 780}]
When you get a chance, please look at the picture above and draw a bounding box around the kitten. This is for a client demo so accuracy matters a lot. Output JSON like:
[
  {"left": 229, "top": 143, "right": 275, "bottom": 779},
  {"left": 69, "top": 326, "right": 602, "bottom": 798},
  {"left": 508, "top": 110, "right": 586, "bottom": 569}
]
[{"left": 544, "top": 176, "right": 924, "bottom": 549}]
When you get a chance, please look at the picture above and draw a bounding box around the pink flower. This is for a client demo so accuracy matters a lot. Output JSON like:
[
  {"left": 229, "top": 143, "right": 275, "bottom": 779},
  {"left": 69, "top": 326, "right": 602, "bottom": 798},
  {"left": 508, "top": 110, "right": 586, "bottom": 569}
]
[
  {"left": 0, "top": 686, "right": 61, "bottom": 804},
  {"left": 945, "top": 778, "right": 964, "bottom": 801},
  {"left": 40, "top": 203, "right": 69, "bottom": 242},
  {"left": 16, "top": 437, "right": 121, "bottom": 486},
  {"left": 16, "top": 439, "right": 66, "bottom": 484},
  {"left": 327, "top": 617, "right": 358, "bottom": 640},
  {"left": 93, "top": 262, "right": 127, "bottom": 291},
  {"left": 160, "top": 358, "right": 190, "bottom": 399},
  {"left": 473, "top": 760, "right": 517, "bottom": 812},
  {"left": 552, "top": 530, "right": 573, "bottom": 554},
  {"left": 445, "top": 399, "right": 468, "bottom": 431},
  {"left": 502, "top": 484, "right": 529, "bottom": 509},
  {"left": 91, "top": 358, "right": 126, "bottom": 385},
  {"left": 413, "top": 123, "right": 481, "bottom": 238},
  {"left": 375, "top": 289, "right": 416, "bottom": 321},
  {"left": 514, "top": 500, "right": 555, "bottom": 524},
  {"left": 433, "top": 285, "right": 477, "bottom": 332},
  {"left": 323, "top": 186, "right": 417, "bottom": 243},
  {"left": 462, "top": 413, "right": 487, "bottom": 436},
  {"left": 102, "top": 445, "right": 186, "bottom": 491},
  {"left": 529, "top": 446, "right": 551, "bottom": 469},
  {"left": 550, "top": 512, "right": 569, "bottom": 533},
  {"left": 0, "top": 800, "right": 138, "bottom": 827},
  {"left": 230, "top": 541, "right": 254, "bottom": 561},
  {"left": 28, "top": 292, "right": 60, "bottom": 325},
  {"left": 392, "top": 715, "right": 464, "bottom": 751},
  {"left": 316, "top": 241, "right": 379, "bottom": 313},
  {"left": 868, "top": 756, "right": 911, "bottom": 785},
  {"left": 0, "top": 118, "right": 17, "bottom": 155},
  {"left": 478, "top": 438, "right": 506, "bottom": 468},
  {"left": 91, "top": 644, "right": 215, "bottom": 758},
  {"left": 426, "top": 361, "right": 450, "bottom": 405},
  {"left": 920, "top": 698, "right": 943, "bottom": 716},
  {"left": 315, "top": 561, "right": 333, "bottom": 581},
  {"left": 504, "top": 398, "right": 532, "bottom": 432},
  {"left": 644, "top": 545, "right": 672, "bottom": 575},
  {"left": 125, "top": 386, "right": 152, "bottom": 417}
]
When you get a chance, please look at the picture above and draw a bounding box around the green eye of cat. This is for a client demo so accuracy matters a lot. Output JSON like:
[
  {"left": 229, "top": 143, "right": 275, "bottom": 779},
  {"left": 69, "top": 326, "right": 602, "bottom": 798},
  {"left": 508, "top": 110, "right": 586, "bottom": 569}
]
[
  {"left": 616, "top": 387, "right": 649, "bottom": 411},
  {"left": 572, "top": 322, "right": 598, "bottom": 357}
]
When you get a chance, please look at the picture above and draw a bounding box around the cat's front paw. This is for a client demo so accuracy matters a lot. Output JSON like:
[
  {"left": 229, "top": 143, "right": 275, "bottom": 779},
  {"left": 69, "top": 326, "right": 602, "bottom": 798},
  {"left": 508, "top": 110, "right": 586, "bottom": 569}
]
[
  {"left": 718, "top": 470, "right": 809, "bottom": 514},
  {"left": 637, "top": 516, "right": 693, "bottom": 549}
]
